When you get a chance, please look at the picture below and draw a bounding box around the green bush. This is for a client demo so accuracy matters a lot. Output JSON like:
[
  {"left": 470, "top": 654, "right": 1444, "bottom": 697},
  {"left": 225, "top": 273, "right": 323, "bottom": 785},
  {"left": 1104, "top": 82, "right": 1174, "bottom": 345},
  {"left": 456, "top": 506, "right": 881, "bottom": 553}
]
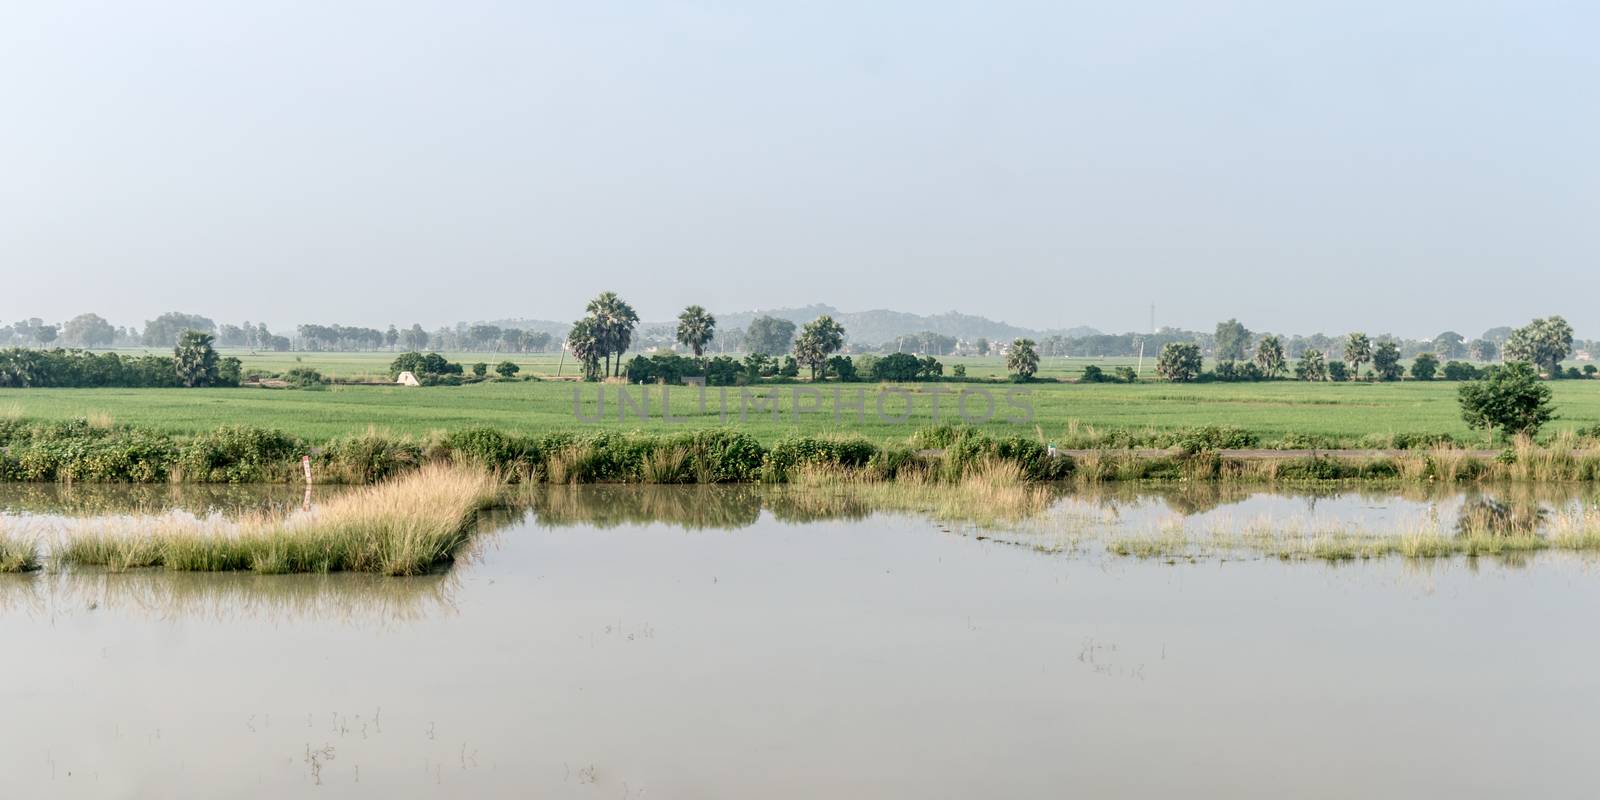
[
  {"left": 320, "top": 433, "right": 423, "bottom": 483},
  {"left": 1168, "top": 426, "right": 1259, "bottom": 453},
  {"left": 179, "top": 426, "right": 302, "bottom": 483}
]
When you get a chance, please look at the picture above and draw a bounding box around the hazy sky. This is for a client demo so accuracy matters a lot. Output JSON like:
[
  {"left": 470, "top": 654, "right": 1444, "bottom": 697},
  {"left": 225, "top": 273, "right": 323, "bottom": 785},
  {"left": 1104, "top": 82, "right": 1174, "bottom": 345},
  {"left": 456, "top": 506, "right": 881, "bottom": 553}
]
[{"left": 3, "top": 1, "right": 1595, "bottom": 337}]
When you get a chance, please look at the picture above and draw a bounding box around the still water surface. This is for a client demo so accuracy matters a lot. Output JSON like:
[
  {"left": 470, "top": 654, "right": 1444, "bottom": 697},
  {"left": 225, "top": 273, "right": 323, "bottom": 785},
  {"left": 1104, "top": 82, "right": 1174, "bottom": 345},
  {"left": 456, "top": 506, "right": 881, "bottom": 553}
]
[{"left": 3, "top": 484, "right": 1598, "bottom": 798}]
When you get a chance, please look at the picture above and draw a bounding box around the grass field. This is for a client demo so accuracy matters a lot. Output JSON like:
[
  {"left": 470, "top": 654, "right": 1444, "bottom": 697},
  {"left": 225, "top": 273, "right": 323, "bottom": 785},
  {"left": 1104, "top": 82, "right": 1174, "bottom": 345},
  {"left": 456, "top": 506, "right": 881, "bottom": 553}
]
[{"left": 6, "top": 371, "right": 1600, "bottom": 446}]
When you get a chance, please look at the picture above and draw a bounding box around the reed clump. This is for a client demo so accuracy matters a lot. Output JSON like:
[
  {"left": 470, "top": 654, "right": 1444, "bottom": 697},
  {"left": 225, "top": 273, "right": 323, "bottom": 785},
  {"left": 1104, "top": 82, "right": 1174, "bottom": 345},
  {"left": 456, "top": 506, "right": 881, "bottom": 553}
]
[
  {"left": 0, "top": 524, "right": 41, "bottom": 572},
  {"left": 55, "top": 464, "right": 500, "bottom": 575}
]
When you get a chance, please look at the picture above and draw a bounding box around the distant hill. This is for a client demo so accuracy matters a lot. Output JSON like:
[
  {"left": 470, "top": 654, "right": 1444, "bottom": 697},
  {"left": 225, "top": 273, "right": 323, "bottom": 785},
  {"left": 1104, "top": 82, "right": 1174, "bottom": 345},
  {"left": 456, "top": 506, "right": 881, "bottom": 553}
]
[{"left": 479, "top": 305, "right": 1095, "bottom": 347}]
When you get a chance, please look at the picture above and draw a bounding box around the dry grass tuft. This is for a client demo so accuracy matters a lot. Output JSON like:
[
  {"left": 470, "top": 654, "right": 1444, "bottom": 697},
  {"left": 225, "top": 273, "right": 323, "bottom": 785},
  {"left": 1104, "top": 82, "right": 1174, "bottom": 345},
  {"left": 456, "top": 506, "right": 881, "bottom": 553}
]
[{"left": 55, "top": 464, "right": 500, "bottom": 575}]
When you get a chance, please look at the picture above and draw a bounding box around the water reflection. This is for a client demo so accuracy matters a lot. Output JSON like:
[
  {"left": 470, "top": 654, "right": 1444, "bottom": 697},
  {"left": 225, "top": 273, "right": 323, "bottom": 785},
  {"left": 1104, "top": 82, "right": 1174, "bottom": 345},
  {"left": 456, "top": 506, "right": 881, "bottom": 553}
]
[
  {"left": 0, "top": 482, "right": 355, "bottom": 518},
  {"left": 0, "top": 568, "right": 461, "bottom": 625},
  {"left": 522, "top": 482, "right": 1599, "bottom": 536}
]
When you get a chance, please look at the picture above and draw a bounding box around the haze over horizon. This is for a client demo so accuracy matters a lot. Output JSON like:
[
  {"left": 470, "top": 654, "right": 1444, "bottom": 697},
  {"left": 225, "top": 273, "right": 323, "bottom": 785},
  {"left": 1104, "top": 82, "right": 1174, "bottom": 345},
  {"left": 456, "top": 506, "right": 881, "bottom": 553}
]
[{"left": 4, "top": 2, "right": 1595, "bottom": 337}]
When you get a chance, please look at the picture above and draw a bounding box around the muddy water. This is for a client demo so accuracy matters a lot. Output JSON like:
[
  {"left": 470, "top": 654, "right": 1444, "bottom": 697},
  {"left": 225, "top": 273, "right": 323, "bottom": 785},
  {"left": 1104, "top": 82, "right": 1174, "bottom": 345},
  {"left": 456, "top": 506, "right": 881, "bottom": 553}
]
[{"left": 4, "top": 484, "right": 1600, "bottom": 798}]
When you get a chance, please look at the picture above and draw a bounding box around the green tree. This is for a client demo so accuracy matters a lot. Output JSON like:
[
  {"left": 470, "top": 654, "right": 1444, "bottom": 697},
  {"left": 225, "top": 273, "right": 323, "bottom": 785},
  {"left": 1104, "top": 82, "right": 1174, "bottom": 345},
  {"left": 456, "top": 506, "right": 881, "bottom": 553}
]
[
  {"left": 675, "top": 305, "right": 717, "bottom": 358},
  {"left": 144, "top": 312, "right": 216, "bottom": 347},
  {"left": 1372, "top": 341, "right": 1403, "bottom": 381},
  {"left": 565, "top": 318, "right": 603, "bottom": 381},
  {"left": 1007, "top": 338, "right": 1040, "bottom": 381},
  {"left": 745, "top": 315, "right": 797, "bottom": 356},
  {"left": 794, "top": 316, "right": 846, "bottom": 380},
  {"left": 1458, "top": 362, "right": 1555, "bottom": 439},
  {"left": 1468, "top": 338, "right": 1498, "bottom": 362},
  {"left": 973, "top": 337, "right": 989, "bottom": 356},
  {"left": 1294, "top": 349, "right": 1327, "bottom": 381},
  {"left": 1214, "top": 319, "right": 1251, "bottom": 362},
  {"left": 1156, "top": 342, "right": 1202, "bottom": 382},
  {"left": 1343, "top": 333, "right": 1372, "bottom": 380},
  {"left": 174, "top": 330, "right": 220, "bottom": 387},
  {"left": 1503, "top": 316, "right": 1573, "bottom": 378},
  {"left": 1253, "top": 335, "right": 1286, "bottom": 378},
  {"left": 1410, "top": 352, "right": 1439, "bottom": 381},
  {"left": 584, "top": 292, "right": 640, "bottom": 377},
  {"left": 1432, "top": 331, "right": 1466, "bottom": 360},
  {"left": 62, "top": 313, "right": 116, "bottom": 348},
  {"left": 495, "top": 361, "right": 520, "bottom": 379}
]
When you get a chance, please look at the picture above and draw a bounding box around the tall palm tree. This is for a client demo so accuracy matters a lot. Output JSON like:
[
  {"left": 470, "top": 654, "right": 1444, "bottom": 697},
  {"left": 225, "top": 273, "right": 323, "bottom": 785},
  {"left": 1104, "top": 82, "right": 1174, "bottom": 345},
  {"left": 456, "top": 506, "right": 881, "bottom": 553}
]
[
  {"left": 675, "top": 305, "right": 717, "bottom": 358},
  {"left": 1344, "top": 333, "right": 1372, "bottom": 381},
  {"left": 585, "top": 292, "right": 640, "bottom": 377}
]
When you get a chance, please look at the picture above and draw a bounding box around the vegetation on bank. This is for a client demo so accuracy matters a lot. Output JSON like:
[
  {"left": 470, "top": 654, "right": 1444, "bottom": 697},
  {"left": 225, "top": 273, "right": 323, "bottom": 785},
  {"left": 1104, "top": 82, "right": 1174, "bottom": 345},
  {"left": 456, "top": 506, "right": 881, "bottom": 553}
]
[{"left": 5, "top": 415, "right": 1600, "bottom": 487}]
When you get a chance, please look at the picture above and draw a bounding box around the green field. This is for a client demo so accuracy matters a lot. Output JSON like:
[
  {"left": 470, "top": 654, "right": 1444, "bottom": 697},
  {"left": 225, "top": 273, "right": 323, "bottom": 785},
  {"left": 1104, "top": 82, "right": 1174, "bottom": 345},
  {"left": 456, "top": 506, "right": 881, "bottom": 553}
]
[{"left": 6, "top": 368, "right": 1599, "bottom": 446}]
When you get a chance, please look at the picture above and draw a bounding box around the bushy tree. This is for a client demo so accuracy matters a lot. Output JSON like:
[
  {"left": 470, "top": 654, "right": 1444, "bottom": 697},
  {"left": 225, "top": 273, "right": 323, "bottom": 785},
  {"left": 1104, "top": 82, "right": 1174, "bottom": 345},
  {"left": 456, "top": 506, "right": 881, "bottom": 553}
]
[
  {"left": 1431, "top": 332, "right": 1466, "bottom": 360},
  {"left": 1327, "top": 359, "right": 1349, "bottom": 382},
  {"left": 1156, "top": 342, "right": 1202, "bottom": 382},
  {"left": 1441, "top": 361, "right": 1480, "bottom": 381},
  {"left": 1410, "top": 352, "right": 1439, "bottom": 381},
  {"left": 1214, "top": 319, "right": 1251, "bottom": 362},
  {"left": 174, "top": 330, "right": 220, "bottom": 387},
  {"left": 1458, "top": 362, "right": 1555, "bottom": 438},
  {"left": 1080, "top": 364, "right": 1107, "bottom": 383},
  {"left": 1006, "top": 338, "right": 1040, "bottom": 381},
  {"left": 1343, "top": 333, "right": 1371, "bottom": 380},
  {"left": 495, "top": 361, "right": 520, "bottom": 379},
  {"left": 872, "top": 352, "right": 922, "bottom": 381},
  {"left": 745, "top": 316, "right": 797, "bottom": 356},
  {"left": 794, "top": 316, "right": 846, "bottom": 380},
  {"left": 1254, "top": 335, "right": 1286, "bottom": 378},
  {"left": 1503, "top": 316, "right": 1573, "bottom": 378},
  {"left": 1468, "top": 339, "right": 1498, "bottom": 362},
  {"left": 1294, "top": 349, "right": 1327, "bottom": 381},
  {"left": 1372, "top": 341, "right": 1403, "bottom": 381},
  {"left": 62, "top": 313, "right": 117, "bottom": 348},
  {"left": 144, "top": 312, "right": 216, "bottom": 347},
  {"left": 401, "top": 324, "right": 429, "bottom": 351},
  {"left": 973, "top": 337, "right": 989, "bottom": 356},
  {"left": 675, "top": 305, "right": 717, "bottom": 357}
]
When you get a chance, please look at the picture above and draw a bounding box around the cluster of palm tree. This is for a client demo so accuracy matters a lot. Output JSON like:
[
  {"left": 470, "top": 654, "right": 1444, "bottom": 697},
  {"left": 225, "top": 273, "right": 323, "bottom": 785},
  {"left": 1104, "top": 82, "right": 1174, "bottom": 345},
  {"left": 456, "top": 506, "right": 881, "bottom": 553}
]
[
  {"left": 566, "top": 294, "right": 727, "bottom": 380},
  {"left": 565, "top": 292, "right": 639, "bottom": 380}
]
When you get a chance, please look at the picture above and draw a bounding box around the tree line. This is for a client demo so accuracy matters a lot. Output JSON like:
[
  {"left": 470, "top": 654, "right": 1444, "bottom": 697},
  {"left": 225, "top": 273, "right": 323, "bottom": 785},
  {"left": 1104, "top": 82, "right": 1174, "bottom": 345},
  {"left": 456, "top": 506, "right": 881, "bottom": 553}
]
[{"left": 1148, "top": 316, "right": 1588, "bottom": 383}]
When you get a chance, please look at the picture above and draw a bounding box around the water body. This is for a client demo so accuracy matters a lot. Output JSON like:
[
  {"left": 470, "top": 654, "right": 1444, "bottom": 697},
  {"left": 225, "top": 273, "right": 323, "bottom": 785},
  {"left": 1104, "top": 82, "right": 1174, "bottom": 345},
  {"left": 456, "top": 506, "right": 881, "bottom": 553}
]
[{"left": 3, "top": 484, "right": 1599, "bottom": 797}]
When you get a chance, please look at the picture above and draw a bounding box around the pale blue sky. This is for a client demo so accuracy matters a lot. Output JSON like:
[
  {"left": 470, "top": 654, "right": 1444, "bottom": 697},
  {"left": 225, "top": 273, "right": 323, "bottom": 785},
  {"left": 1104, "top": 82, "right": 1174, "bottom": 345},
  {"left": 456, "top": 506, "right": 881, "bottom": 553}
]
[{"left": 2, "top": 1, "right": 1595, "bottom": 336}]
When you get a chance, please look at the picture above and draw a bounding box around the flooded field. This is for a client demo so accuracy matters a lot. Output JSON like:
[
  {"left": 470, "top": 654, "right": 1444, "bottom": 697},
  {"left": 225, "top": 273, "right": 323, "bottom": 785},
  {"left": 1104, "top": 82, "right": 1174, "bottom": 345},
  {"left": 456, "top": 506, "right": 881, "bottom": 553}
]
[{"left": 4, "top": 483, "right": 1600, "bottom": 797}]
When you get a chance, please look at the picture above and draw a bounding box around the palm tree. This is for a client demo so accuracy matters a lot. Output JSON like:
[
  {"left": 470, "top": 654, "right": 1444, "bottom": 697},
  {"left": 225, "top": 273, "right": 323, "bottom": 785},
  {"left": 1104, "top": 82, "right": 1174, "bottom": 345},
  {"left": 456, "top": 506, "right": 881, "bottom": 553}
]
[
  {"left": 1344, "top": 333, "right": 1372, "bottom": 381},
  {"left": 795, "top": 315, "right": 846, "bottom": 380},
  {"left": 566, "top": 318, "right": 603, "bottom": 381},
  {"left": 1254, "top": 335, "right": 1286, "bottom": 378},
  {"left": 675, "top": 305, "right": 717, "bottom": 358},
  {"left": 584, "top": 292, "right": 640, "bottom": 377},
  {"left": 1007, "top": 338, "right": 1040, "bottom": 381},
  {"left": 174, "top": 330, "right": 219, "bottom": 387}
]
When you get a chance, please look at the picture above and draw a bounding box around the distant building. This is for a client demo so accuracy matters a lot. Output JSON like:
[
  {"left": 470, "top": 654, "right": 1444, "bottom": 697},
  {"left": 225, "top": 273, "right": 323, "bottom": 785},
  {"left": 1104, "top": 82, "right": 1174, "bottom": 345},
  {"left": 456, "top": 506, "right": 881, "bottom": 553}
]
[{"left": 395, "top": 371, "right": 421, "bottom": 387}]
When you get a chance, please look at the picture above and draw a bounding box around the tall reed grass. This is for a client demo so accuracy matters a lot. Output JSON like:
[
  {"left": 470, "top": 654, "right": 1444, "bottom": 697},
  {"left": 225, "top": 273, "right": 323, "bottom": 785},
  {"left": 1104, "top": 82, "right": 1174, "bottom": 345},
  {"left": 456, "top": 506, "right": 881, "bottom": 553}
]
[
  {"left": 0, "top": 522, "right": 40, "bottom": 572},
  {"left": 55, "top": 464, "right": 500, "bottom": 575}
]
